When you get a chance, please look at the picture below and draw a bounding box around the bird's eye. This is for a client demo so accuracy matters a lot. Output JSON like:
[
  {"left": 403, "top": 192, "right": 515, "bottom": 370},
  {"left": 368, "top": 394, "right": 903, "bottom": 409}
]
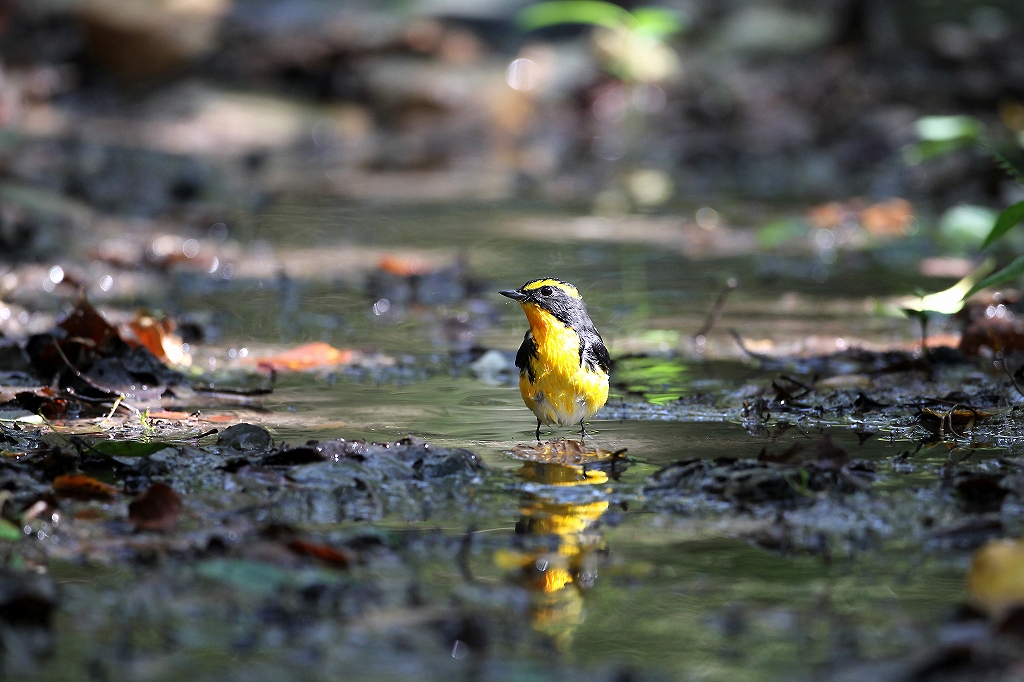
[{"left": 540, "top": 286, "right": 553, "bottom": 296}]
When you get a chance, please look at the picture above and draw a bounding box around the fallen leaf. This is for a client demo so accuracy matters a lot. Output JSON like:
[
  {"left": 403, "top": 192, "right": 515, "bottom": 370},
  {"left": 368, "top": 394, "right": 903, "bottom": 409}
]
[
  {"left": 53, "top": 474, "right": 118, "bottom": 500},
  {"left": 128, "top": 483, "right": 182, "bottom": 531},
  {"left": 807, "top": 198, "right": 914, "bottom": 237},
  {"left": 119, "top": 313, "right": 190, "bottom": 367},
  {"left": 286, "top": 539, "right": 352, "bottom": 568},
  {"left": 203, "top": 414, "right": 240, "bottom": 423},
  {"left": 72, "top": 508, "right": 107, "bottom": 520},
  {"left": 861, "top": 198, "right": 914, "bottom": 236},
  {"left": 378, "top": 254, "right": 432, "bottom": 277},
  {"left": 807, "top": 200, "right": 857, "bottom": 230},
  {"left": 7, "top": 390, "right": 80, "bottom": 420},
  {"left": 917, "top": 407, "right": 987, "bottom": 437},
  {"left": 959, "top": 295, "right": 1024, "bottom": 356},
  {"left": 59, "top": 299, "right": 120, "bottom": 350},
  {"left": 256, "top": 342, "right": 354, "bottom": 372}
]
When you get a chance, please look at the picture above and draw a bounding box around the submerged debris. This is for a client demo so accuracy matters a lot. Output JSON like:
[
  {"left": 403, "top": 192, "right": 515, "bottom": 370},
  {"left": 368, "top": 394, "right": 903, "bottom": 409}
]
[{"left": 508, "top": 439, "right": 627, "bottom": 466}]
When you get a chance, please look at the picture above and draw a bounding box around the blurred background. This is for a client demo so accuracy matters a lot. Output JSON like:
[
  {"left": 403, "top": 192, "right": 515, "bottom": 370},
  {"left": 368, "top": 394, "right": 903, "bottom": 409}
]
[{"left": 1, "top": 0, "right": 1023, "bottom": 355}]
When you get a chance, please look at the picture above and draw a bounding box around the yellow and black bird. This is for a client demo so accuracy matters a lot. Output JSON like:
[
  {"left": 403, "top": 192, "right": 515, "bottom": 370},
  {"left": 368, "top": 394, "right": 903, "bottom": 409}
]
[{"left": 500, "top": 278, "right": 610, "bottom": 440}]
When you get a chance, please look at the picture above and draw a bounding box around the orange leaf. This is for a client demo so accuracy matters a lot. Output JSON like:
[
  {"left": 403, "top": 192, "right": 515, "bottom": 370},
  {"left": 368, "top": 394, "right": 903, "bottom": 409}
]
[
  {"left": 862, "top": 198, "right": 914, "bottom": 236},
  {"left": 379, "top": 254, "right": 431, "bottom": 277},
  {"left": 120, "top": 313, "right": 186, "bottom": 365},
  {"left": 53, "top": 474, "right": 118, "bottom": 500},
  {"left": 122, "top": 315, "right": 167, "bottom": 360},
  {"left": 257, "top": 343, "right": 354, "bottom": 372},
  {"left": 286, "top": 539, "right": 352, "bottom": 568}
]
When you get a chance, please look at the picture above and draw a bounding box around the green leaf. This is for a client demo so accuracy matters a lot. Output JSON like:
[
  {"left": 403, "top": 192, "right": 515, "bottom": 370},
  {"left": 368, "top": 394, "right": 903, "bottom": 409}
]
[
  {"left": 982, "top": 200, "right": 1024, "bottom": 248},
  {"left": 631, "top": 8, "right": 685, "bottom": 37},
  {"left": 517, "top": 1, "right": 634, "bottom": 31},
  {"left": 898, "top": 258, "right": 994, "bottom": 314},
  {"left": 0, "top": 518, "right": 22, "bottom": 542},
  {"left": 964, "top": 255, "right": 1024, "bottom": 299},
  {"left": 915, "top": 115, "right": 980, "bottom": 142},
  {"left": 86, "top": 441, "right": 176, "bottom": 458}
]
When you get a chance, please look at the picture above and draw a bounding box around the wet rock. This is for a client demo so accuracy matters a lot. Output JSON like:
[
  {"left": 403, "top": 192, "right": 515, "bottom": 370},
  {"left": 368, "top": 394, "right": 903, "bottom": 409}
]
[
  {"left": 366, "top": 256, "right": 477, "bottom": 308},
  {"left": 0, "top": 343, "right": 32, "bottom": 375},
  {"left": 261, "top": 445, "right": 324, "bottom": 466},
  {"left": 286, "top": 437, "right": 483, "bottom": 479},
  {"left": 217, "top": 423, "right": 273, "bottom": 452},
  {"left": 954, "top": 474, "right": 1012, "bottom": 514},
  {"left": 0, "top": 191, "right": 79, "bottom": 262},
  {"left": 646, "top": 455, "right": 875, "bottom": 507},
  {"left": 0, "top": 570, "right": 57, "bottom": 674},
  {"left": 929, "top": 516, "right": 1005, "bottom": 551},
  {"left": 66, "top": 145, "right": 216, "bottom": 218},
  {"left": 469, "top": 349, "right": 514, "bottom": 385},
  {"left": 0, "top": 572, "right": 57, "bottom": 629},
  {"left": 265, "top": 437, "right": 484, "bottom": 523},
  {"left": 79, "top": 0, "right": 230, "bottom": 81}
]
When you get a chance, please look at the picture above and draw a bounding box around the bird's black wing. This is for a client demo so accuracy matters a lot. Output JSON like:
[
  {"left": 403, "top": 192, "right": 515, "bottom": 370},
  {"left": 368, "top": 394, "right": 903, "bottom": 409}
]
[
  {"left": 515, "top": 330, "right": 538, "bottom": 382},
  {"left": 579, "top": 327, "right": 611, "bottom": 374}
]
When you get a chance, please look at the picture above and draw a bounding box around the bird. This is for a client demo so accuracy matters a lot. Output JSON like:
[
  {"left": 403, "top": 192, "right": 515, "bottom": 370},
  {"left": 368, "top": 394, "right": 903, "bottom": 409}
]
[{"left": 499, "top": 278, "right": 610, "bottom": 440}]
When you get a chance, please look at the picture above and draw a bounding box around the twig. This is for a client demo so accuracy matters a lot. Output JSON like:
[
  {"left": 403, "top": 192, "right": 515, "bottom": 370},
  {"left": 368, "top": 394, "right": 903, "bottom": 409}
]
[
  {"left": 944, "top": 404, "right": 971, "bottom": 440},
  {"left": 103, "top": 395, "right": 126, "bottom": 422},
  {"left": 50, "top": 340, "right": 124, "bottom": 399},
  {"left": 996, "top": 351, "right": 1024, "bottom": 398},
  {"left": 729, "top": 329, "right": 766, "bottom": 359},
  {"left": 694, "top": 277, "right": 738, "bottom": 340}
]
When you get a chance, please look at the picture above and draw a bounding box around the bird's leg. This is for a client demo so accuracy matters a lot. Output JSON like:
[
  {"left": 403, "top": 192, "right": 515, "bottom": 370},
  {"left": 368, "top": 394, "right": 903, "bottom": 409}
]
[
  {"left": 536, "top": 419, "right": 541, "bottom": 442},
  {"left": 580, "top": 421, "right": 588, "bottom": 440}
]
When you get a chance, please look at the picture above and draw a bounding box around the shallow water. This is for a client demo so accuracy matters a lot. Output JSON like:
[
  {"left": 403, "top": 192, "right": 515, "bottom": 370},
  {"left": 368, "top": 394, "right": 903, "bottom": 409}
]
[
  {"left": 24, "top": 200, "right": 988, "bottom": 681},
  {"left": 188, "top": 203, "right": 970, "bottom": 676},
  {"left": 248, "top": 373, "right": 968, "bottom": 680}
]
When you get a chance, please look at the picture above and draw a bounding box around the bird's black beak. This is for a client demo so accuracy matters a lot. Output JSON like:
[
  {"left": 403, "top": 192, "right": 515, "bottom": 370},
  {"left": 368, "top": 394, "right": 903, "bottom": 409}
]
[{"left": 499, "top": 289, "right": 527, "bottom": 301}]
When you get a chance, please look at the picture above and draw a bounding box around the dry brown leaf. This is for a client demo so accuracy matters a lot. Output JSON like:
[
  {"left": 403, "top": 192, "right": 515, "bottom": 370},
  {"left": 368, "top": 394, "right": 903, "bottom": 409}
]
[{"left": 128, "top": 483, "right": 182, "bottom": 532}]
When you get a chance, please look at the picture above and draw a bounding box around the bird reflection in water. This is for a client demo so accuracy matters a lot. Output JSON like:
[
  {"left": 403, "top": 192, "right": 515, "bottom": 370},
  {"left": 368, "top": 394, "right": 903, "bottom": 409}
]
[{"left": 495, "top": 441, "right": 626, "bottom": 651}]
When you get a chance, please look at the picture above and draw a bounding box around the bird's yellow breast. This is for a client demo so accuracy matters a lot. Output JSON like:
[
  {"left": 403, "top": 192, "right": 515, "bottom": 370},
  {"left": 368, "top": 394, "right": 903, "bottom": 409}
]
[{"left": 519, "top": 303, "right": 609, "bottom": 426}]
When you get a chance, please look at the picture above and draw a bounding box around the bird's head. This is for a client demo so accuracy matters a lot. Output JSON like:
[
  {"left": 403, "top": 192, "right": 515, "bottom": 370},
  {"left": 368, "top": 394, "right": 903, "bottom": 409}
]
[{"left": 499, "top": 278, "right": 590, "bottom": 330}]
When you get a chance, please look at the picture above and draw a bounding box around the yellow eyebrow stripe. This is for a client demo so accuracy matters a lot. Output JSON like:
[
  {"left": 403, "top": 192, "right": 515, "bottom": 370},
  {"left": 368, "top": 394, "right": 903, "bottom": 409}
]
[{"left": 523, "top": 279, "right": 581, "bottom": 299}]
